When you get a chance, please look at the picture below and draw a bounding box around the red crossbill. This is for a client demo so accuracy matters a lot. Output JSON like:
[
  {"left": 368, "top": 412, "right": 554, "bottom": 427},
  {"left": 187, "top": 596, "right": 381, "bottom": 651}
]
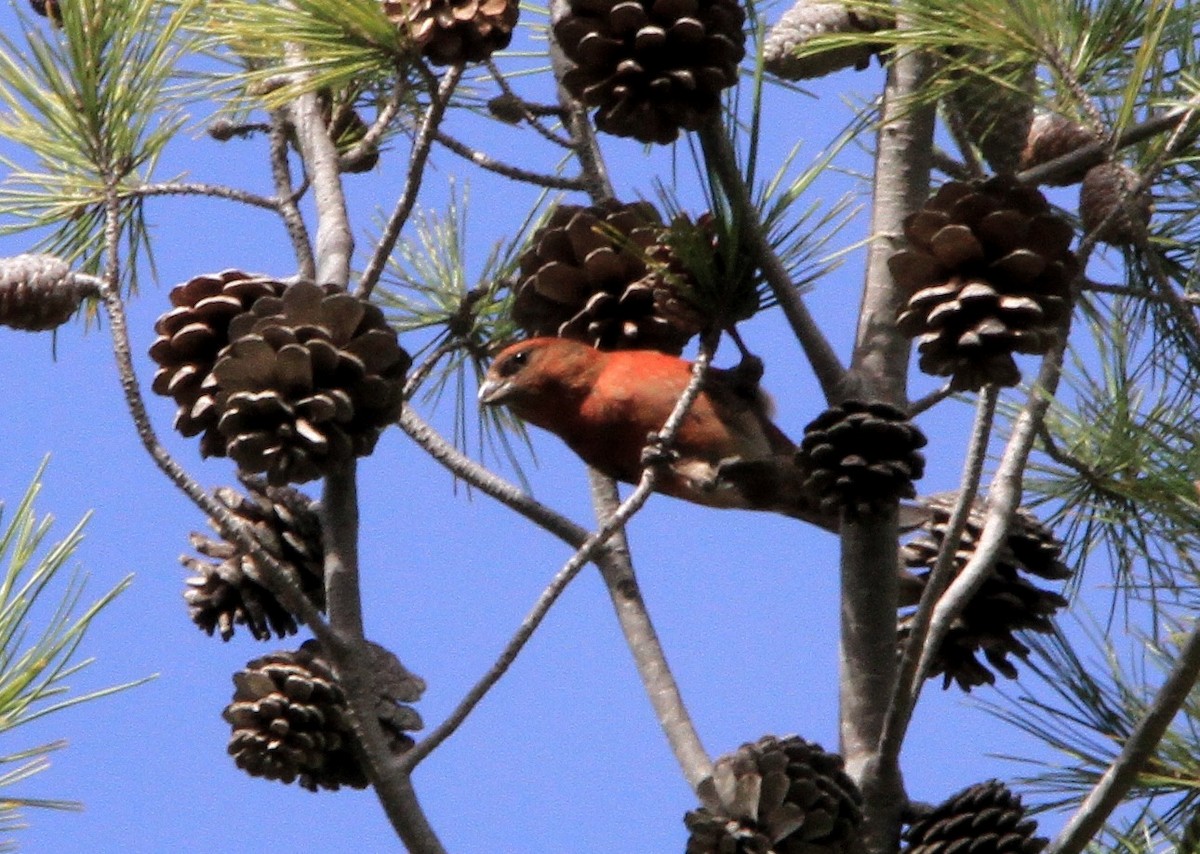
[{"left": 477, "top": 337, "right": 840, "bottom": 528}]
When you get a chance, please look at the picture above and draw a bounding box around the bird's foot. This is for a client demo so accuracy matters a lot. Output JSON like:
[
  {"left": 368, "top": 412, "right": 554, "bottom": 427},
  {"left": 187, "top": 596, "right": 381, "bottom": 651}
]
[{"left": 640, "top": 432, "right": 679, "bottom": 469}]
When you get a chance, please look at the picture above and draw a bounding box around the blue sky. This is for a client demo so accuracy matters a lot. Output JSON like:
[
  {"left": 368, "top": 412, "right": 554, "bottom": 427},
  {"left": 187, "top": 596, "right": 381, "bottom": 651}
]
[{"left": 0, "top": 2, "right": 1094, "bottom": 851}]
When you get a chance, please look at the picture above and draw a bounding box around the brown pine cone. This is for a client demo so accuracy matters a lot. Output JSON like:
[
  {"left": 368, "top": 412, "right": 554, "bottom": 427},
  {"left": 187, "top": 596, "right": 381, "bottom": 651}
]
[
  {"left": 764, "top": 1, "right": 891, "bottom": 81},
  {"left": 554, "top": 0, "right": 746, "bottom": 144},
  {"left": 384, "top": 0, "right": 518, "bottom": 65},
  {"left": 795, "top": 400, "right": 927, "bottom": 517},
  {"left": 149, "top": 270, "right": 286, "bottom": 456},
  {"left": 0, "top": 254, "right": 96, "bottom": 332},
  {"left": 1079, "top": 161, "right": 1152, "bottom": 248},
  {"left": 898, "top": 494, "right": 1071, "bottom": 691},
  {"left": 182, "top": 477, "right": 325, "bottom": 642},
  {"left": 206, "top": 281, "right": 410, "bottom": 484},
  {"left": 891, "top": 177, "right": 1077, "bottom": 391},
  {"left": 223, "top": 640, "right": 422, "bottom": 792},
  {"left": 685, "top": 734, "right": 863, "bottom": 854},
  {"left": 512, "top": 200, "right": 706, "bottom": 353},
  {"left": 904, "top": 780, "right": 1046, "bottom": 854},
  {"left": 29, "top": 0, "right": 62, "bottom": 25},
  {"left": 1019, "top": 111, "right": 1102, "bottom": 186}
]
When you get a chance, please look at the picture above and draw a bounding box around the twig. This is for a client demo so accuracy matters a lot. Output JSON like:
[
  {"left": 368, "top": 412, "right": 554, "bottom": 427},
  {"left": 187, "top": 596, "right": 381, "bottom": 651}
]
[
  {"left": 339, "top": 78, "right": 407, "bottom": 171},
  {"left": 357, "top": 63, "right": 464, "bottom": 299},
  {"left": 399, "top": 407, "right": 591, "bottom": 546},
  {"left": 878, "top": 384, "right": 997, "bottom": 771},
  {"left": 433, "top": 130, "right": 588, "bottom": 191},
  {"left": 485, "top": 59, "right": 574, "bottom": 148},
  {"left": 1016, "top": 108, "right": 1196, "bottom": 187},
  {"left": 268, "top": 109, "right": 315, "bottom": 279},
  {"left": 698, "top": 119, "right": 847, "bottom": 403},
  {"left": 907, "top": 383, "right": 953, "bottom": 417},
  {"left": 125, "top": 181, "right": 279, "bottom": 210},
  {"left": 1049, "top": 621, "right": 1200, "bottom": 854},
  {"left": 915, "top": 333, "right": 1069, "bottom": 692}
]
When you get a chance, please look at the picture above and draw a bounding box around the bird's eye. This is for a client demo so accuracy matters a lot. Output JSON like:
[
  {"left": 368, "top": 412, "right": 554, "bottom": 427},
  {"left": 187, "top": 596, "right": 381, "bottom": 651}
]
[{"left": 497, "top": 349, "right": 529, "bottom": 377}]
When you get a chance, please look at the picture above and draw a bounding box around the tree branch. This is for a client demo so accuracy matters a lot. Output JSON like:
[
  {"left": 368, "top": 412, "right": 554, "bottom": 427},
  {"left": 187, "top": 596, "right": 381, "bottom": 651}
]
[
  {"left": 268, "top": 109, "right": 316, "bottom": 279},
  {"left": 356, "top": 63, "right": 464, "bottom": 299},
  {"left": 878, "top": 385, "right": 997, "bottom": 769},
  {"left": 1049, "top": 621, "right": 1200, "bottom": 854},
  {"left": 698, "top": 119, "right": 847, "bottom": 402},
  {"left": 433, "top": 129, "right": 588, "bottom": 191}
]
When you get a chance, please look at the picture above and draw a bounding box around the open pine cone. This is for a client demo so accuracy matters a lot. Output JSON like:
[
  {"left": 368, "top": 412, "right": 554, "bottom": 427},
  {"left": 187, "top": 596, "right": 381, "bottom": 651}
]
[
  {"left": 554, "top": 0, "right": 746, "bottom": 144},
  {"left": 891, "top": 177, "right": 1077, "bottom": 391},
  {"left": 182, "top": 477, "right": 325, "bottom": 642},
  {"left": 511, "top": 200, "right": 706, "bottom": 353},
  {"left": 904, "top": 780, "right": 1046, "bottom": 854},
  {"left": 795, "top": 400, "right": 927, "bottom": 517},
  {"left": 150, "top": 270, "right": 287, "bottom": 457},
  {"left": 685, "top": 734, "right": 863, "bottom": 854},
  {"left": 224, "top": 641, "right": 423, "bottom": 792},
  {"left": 0, "top": 254, "right": 96, "bottom": 332},
  {"left": 898, "top": 493, "right": 1071, "bottom": 691},
  {"left": 204, "top": 281, "right": 410, "bottom": 485},
  {"left": 383, "top": 0, "right": 518, "bottom": 65}
]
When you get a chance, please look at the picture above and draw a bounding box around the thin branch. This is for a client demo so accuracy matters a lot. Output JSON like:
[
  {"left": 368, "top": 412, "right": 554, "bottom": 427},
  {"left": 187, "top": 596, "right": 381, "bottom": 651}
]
[
  {"left": 907, "top": 383, "right": 953, "bottom": 417},
  {"left": 1049, "top": 622, "right": 1200, "bottom": 854},
  {"left": 878, "top": 385, "right": 998, "bottom": 771},
  {"left": 1016, "top": 108, "right": 1196, "bottom": 187},
  {"left": 485, "top": 58, "right": 575, "bottom": 148},
  {"left": 338, "top": 78, "right": 407, "bottom": 171},
  {"left": 125, "top": 181, "right": 279, "bottom": 210},
  {"left": 398, "top": 407, "right": 591, "bottom": 546},
  {"left": 433, "top": 130, "right": 588, "bottom": 191},
  {"left": 916, "top": 333, "right": 1070, "bottom": 692},
  {"left": 357, "top": 63, "right": 464, "bottom": 300},
  {"left": 268, "top": 109, "right": 316, "bottom": 279},
  {"left": 698, "top": 119, "right": 847, "bottom": 402}
]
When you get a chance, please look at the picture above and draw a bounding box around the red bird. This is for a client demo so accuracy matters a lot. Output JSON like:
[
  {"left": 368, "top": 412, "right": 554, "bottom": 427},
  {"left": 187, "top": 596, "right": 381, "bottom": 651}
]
[{"left": 477, "top": 337, "right": 836, "bottom": 528}]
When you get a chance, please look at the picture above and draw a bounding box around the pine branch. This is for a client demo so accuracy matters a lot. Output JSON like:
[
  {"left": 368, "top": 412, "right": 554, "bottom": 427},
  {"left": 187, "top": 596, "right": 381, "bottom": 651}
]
[
  {"left": 698, "top": 119, "right": 847, "bottom": 402},
  {"left": 879, "top": 385, "right": 998, "bottom": 769},
  {"left": 356, "top": 62, "right": 463, "bottom": 299},
  {"left": 433, "top": 130, "right": 588, "bottom": 191},
  {"left": 268, "top": 109, "right": 316, "bottom": 279},
  {"left": 1049, "top": 623, "right": 1200, "bottom": 854}
]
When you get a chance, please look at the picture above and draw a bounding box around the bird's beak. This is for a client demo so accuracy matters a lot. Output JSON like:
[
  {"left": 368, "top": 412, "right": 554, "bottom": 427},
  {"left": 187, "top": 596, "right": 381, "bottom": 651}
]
[{"left": 477, "top": 376, "right": 510, "bottom": 406}]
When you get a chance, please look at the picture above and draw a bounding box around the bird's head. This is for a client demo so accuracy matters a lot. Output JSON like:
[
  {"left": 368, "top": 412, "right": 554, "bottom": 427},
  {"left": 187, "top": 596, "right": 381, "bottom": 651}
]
[{"left": 478, "top": 337, "right": 604, "bottom": 424}]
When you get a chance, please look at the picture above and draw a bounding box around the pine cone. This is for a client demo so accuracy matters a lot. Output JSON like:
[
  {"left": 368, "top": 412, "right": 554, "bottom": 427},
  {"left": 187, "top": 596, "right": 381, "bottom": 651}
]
[
  {"left": 149, "top": 270, "right": 286, "bottom": 456},
  {"left": 891, "top": 177, "right": 1077, "bottom": 391},
  {"left": 945, "top": 58, "right": 1036, "bottom": 174},
  {"left": 317, "top": 90, "right": 379, "bottom": 174},
  {"left": 182, "top": 477, "right": 325, "bottom": 642},
  {"left": 207, "top": 281, "right": 410, "bottom": 485},
  {"left": 1019, "top": 111, "right": 1101, "bottom": 186},
  {"left": 512, "top": 200, "right": 704, "bottom": 353},
  {"left": 554, "top": 0, "right": 746, "bottom": 144},
  {"left": 898, "top": 494, "right": 1071, "bottom": 691},
  {"left": 224, "top": 640, "right": 423, "bottom": 792},
  {"left": 1079, "top": 161, "right": 1152, "bottom": 248},
  {"left": 764, "top": 1, "right": 891, "bottom": 81},
  {"left": 0, "top": 254, "right": 96, "bottom": 331},
  {"left": 795, "top": 400, "right": 927, "bottom": 517},
  {"left": 384, "top": 0, "right": 518, "bottom": 65},
  {"left": 685, "top": 734, "right": 863, "bottom": 854},
  {"left": 904, "top": 780, "right": 1046, "bottom": 854}
]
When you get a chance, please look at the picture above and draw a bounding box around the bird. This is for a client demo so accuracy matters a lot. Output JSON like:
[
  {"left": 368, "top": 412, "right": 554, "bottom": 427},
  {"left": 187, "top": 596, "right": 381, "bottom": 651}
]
[{"left": 476, "top": 336, "right": 842, "bottom": 528}]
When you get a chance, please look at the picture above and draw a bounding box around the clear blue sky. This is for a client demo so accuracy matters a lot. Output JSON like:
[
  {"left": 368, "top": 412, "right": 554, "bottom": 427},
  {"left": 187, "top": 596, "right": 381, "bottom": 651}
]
[{"left": 0, "top": 3, "right": 1084, "bottom": 851}]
